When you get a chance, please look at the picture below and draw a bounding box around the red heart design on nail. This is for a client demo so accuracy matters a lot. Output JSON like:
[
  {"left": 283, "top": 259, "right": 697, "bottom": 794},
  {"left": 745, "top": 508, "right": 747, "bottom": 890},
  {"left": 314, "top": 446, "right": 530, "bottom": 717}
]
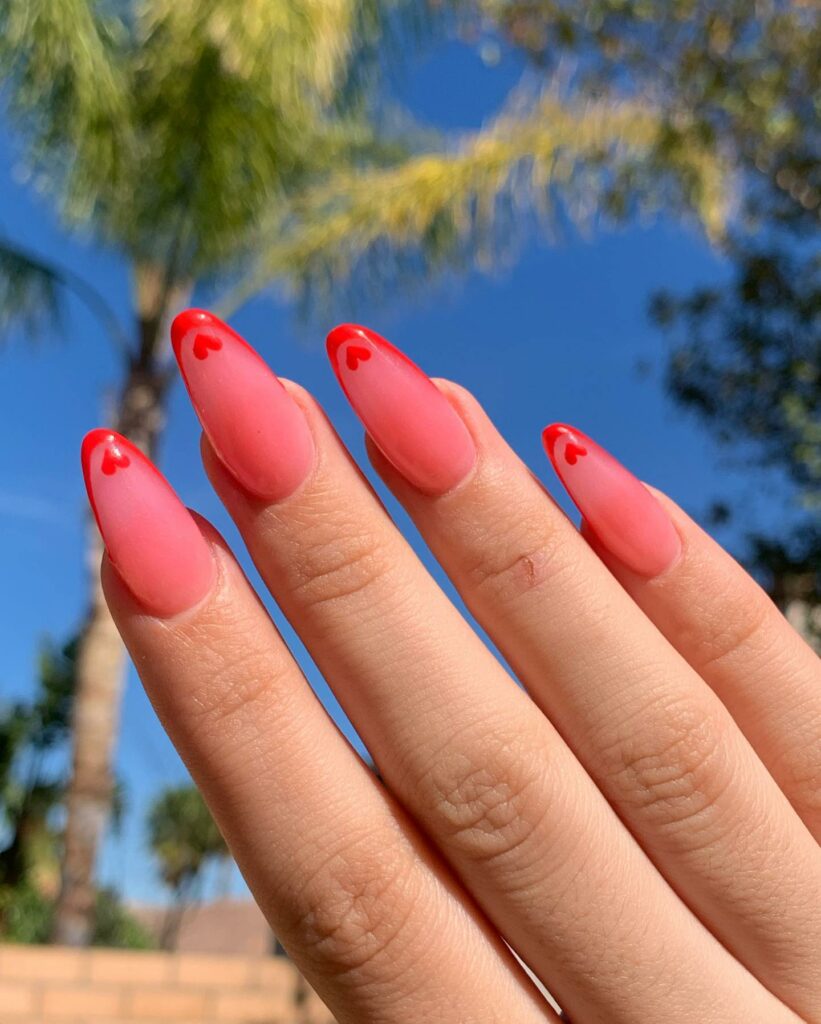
[
  {"left": 564, "top": 441, "right": 588, "bottom": 466},
  {"left": 101, "top": 447, "right": 130, "bottom": 476},
  {"left": 193, "top": 333, "right": 222, "bottom": 360},
  {"left": 345, "top": 344, "right": 371, "bottom": 371}
]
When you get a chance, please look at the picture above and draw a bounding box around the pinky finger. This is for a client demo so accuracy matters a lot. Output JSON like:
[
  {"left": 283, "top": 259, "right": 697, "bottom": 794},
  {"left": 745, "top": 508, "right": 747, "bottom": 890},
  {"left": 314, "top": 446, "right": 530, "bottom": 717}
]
[{"left": 545, "top": 423, "right": 821, "bottom": 841}]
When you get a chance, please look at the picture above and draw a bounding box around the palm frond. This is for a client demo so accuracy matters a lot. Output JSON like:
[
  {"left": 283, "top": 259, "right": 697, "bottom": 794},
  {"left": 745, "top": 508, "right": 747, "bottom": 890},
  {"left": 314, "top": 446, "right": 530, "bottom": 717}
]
[
  {"left": 105, "top": 0, "right": 417, "bottom": 275},
  {"left": 0, "top": 240, "right": 64, "bottom": 340},
  {"left": 0, "top": 0, "right": 131, "bottom": 224},
  {"left": 0, "top": 238, "right": 130, "bottom": 349},
  {"left": 217, "top": 90, "right": 730, "bottom": 315},
  {"left": 0, "top": 1, "right": 445, "bottom": 278}
]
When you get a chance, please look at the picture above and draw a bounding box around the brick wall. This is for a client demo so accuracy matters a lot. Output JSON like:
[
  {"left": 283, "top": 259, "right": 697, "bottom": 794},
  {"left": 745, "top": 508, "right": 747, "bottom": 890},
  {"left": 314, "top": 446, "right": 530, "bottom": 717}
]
[{"left": 0, "top": 944, "right": 336, "bottom": 1024}]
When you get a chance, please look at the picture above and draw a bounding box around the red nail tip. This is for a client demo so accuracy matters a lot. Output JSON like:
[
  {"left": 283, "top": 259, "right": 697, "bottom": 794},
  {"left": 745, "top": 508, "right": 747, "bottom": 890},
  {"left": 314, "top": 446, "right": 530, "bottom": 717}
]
[
  {"left": 171, "top": 310, "right": 315, "bottom": 501},
  {"left": 192, "top": 333, "right": 222, "bottom": 360},
  {"left": 543, "top": 424, "right": 588, "bottom": 466},
  {"left": 101, "top": 447, "right": 130, "bottom": 475},
  {"left": 81, "top": 429, "right": 215, "bottom": 615},
  {"left": 170, "top": 308, "right": 219, "bottom": 360},
  {"left": 345, "top": 345, "right": 371, "bottom": 370},
  {"left": 325, "top": 323, "right": 371, "bottom": 362},
  {"left": 564, "top": 442, "right": 587, "bottom": 465},
  {"left": 81, "top": 429, "right": 131, "bottom": 494},
  {"left": 542, "top": 422, "right": 680, "bottom": 577},
  {"left": 325, "top": 323, "right": 476, "bottom": 494}
]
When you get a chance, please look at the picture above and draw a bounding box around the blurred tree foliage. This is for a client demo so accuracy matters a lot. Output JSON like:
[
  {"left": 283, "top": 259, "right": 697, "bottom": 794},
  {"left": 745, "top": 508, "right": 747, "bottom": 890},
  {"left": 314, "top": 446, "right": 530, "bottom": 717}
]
[
  {"left": 0, "top": 881, "right": 53, "bottom": 943},
  {"left": 0, "top": 883, "right": 155, "bottom": 947},
  {"left": 272, "top": 0, "right": 818, "bottom": 619},
  {"left": 222, "top": 89, "right": 727, "bottom": 312},
  {"left": 653, "top": 248, "right": 819, "bottom": 636},
  {"left": 91, "top": 887, "right": 156, "bottom": 949},
  {"left": 0, "top": 638, "right": 75, "bottom": 894},
  {"left": 0, "top": 639, "right": 144, "bottom": 945},
  {"left": 473, "top": 0, "right": 819, "bottom": 628},
  {"left": 147, "top": 785, "right": 229, "bottom": 951}
]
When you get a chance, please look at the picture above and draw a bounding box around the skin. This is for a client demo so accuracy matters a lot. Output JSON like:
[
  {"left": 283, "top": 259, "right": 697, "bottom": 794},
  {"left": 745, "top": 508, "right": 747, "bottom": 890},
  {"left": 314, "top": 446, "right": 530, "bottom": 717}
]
[{"left": 89, "top": 319, "right": 821, "bottom": 1024}]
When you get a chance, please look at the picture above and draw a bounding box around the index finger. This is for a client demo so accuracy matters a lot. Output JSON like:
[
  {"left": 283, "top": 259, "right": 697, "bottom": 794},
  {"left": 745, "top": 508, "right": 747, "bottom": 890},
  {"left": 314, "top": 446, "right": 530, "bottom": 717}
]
[{"left": 84, "top": 429, "right": 554, "bottom": 1024}]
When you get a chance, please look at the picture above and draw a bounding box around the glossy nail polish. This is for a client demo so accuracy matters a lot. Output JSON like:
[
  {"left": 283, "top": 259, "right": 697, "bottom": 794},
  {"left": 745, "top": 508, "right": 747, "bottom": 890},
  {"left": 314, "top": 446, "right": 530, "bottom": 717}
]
[
  {"left": 81, "top": 429, "right": 215, "bottom": 615},
  {"left": 543, "top": 423, "right": 681, "bottom": 577},
  {"left": 171, "top": 309, "right": 315, "bottom": 500},
  {"left": 326, "top": 324, "right": 476, "bottom": 494}
]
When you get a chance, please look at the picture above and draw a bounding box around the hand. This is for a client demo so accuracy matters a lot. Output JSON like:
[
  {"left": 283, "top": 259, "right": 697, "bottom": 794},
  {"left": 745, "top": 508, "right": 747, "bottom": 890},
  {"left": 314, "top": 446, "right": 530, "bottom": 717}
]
[{"left": 82, "top": 311, "right": 821, "bottom": 1024}]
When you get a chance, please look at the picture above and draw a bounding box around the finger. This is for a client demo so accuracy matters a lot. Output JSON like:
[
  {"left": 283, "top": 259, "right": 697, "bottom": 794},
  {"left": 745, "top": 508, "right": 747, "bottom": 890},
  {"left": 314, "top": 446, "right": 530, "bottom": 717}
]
[
  {"left": 554, "top": 459, "right": 821, "bottom": 840},
  {"left": 321, "top": 325, "right": 821, "bottom": 1020},
  {"left": 172, "top": 312, "right": 790, "bottom": 1024},
  {"left": 83, "top": 428, "right": 555, "bottom": 1024}
]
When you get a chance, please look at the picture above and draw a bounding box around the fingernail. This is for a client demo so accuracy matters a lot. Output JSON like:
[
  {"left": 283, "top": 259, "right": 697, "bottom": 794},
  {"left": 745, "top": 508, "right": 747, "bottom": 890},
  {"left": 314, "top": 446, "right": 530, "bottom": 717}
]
[
  {"left": 542, "top": 423, "right": 681, "bottom": 577},
  {"left": 326, "top": 324, "right": 476, "bottom": 494},
  {"left": 171, "top": 309, "right": 315, "bottom": 501},
  {"left": 81, "top": 429, "right": 215, "bottom": 616}
]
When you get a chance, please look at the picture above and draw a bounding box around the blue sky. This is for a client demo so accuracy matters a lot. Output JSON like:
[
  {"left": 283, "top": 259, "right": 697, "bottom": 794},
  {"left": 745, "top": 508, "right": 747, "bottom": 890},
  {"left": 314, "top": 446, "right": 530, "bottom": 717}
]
[{"left": 0, "top": 37, "right": 785, "bottom": 904}]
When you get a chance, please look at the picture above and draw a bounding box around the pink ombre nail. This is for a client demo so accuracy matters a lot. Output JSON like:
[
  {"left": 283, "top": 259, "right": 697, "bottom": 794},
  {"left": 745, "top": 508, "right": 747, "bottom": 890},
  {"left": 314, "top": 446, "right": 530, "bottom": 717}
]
[
  {"left": 326, "top": 324, "right": 476, "bottom": 494},
  {"left": 81, "top": 430, "right": 215, "bottom": 615},
  {"left": 543, "top": 423, "right": 681, "bottom": 577},
  {"left": 171, "top": 309, "right": 315, "bottom": 501}
]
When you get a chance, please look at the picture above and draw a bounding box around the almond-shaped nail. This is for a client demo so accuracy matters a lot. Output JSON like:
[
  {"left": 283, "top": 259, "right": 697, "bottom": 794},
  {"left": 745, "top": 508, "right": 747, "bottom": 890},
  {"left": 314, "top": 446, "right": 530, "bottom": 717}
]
[
  {"left": 171, "top": 309, "right": 315, "bottom": 501},
  {"left": 543, "top": 423, "right": 681, "bottom": 577},
  {"left": 81, "top": 429, "right": 215, "bottom": 616},
  {"left": 326, "top": 324, "right": 476, "bottom": 494}
]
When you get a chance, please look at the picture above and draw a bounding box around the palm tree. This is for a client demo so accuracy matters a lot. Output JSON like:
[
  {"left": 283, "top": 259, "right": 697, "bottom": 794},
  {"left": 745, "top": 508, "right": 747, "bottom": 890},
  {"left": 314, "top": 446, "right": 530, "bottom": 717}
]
[
  {"left": 0, "top": 0, "right": 727, "bottom": 945},
  {"left": 147, "top": 784, "right": 228, "bottom": 951},
  {"left": 0, "top": 0, "right": 422, "bottom": 946}
]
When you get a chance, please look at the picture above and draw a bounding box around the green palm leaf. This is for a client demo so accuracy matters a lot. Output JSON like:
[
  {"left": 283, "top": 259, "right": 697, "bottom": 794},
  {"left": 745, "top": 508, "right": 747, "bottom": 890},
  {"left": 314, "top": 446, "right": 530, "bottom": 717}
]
[
  {"left": 0, "top": 240, "right": 64, "bottom": 339},
  {"left": 0, "top": 238, "right": 129, "bottom": 347},
  {"left": 219, "top": 91, "right": 729, "bottom": 314}
]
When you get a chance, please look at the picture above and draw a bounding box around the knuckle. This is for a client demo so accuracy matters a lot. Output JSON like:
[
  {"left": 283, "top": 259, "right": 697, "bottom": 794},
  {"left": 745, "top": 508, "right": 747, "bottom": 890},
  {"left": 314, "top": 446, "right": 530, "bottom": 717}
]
[
  {"left": 690, "top": 587, "right": 772, "bottom": 675},
  {"left": 467, "top": 536, "right": 566, "bottom": 603},
  {"left": 460, "top": 504, "right": 571, "bottom": 603},
  {"left": 470, "top": 546, "right": 554, "bottom": 602},
  {"left": 291, "top": 828, "right": 418, "bottom": 983},
  {"left": 187, "top": 649, "right": 274, "bottom": 729},
  {"left": 288, "top": 522, "right": 395, "bottom": 612},
  {"left": 174, "top": 607, "right": 294, "bottom": 732},
  {"left": 421, "top": 717, "right": 551, "bottom": 871},
  {"left": 778, "top": 726, "right": 821, "bottom": 818},
  {"left": 598, "top": 695, "right": 733, "bottom": 835}
]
